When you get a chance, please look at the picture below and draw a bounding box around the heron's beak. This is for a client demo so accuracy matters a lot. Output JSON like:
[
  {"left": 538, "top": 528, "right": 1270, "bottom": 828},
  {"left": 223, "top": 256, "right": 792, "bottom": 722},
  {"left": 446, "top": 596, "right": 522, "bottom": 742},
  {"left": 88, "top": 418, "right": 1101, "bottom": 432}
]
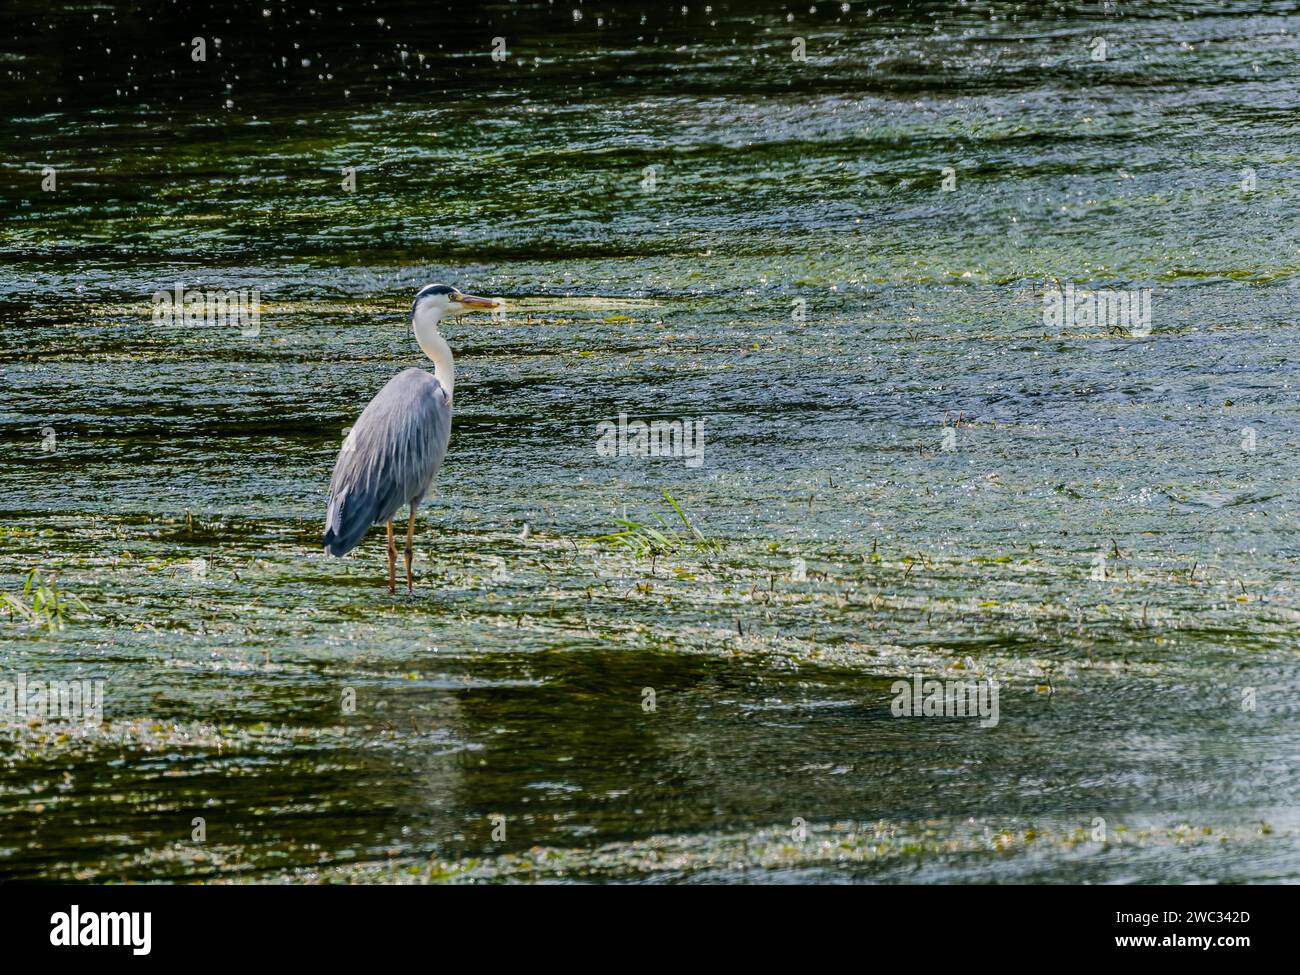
[{"left": 457, "top": 293, "right": 501, "bottom": 311}]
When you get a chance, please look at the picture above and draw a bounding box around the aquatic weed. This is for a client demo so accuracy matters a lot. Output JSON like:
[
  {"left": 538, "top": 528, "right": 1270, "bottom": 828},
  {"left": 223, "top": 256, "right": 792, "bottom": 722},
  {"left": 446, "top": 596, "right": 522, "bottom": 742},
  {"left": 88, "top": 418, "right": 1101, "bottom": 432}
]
[
  {"left": 1, "top": 569, "right": 86, "bottom": 633},
  {"left": 595, "top": 489, "right": 721, "bottom": 562}
]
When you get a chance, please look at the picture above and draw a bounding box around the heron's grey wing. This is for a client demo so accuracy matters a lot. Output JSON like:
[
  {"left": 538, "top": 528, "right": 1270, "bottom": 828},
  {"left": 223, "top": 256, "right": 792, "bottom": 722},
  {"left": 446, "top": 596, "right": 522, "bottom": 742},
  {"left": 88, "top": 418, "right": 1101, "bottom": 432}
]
[{"left": 323, "top": 368, "right": 452, "bottom": 556}]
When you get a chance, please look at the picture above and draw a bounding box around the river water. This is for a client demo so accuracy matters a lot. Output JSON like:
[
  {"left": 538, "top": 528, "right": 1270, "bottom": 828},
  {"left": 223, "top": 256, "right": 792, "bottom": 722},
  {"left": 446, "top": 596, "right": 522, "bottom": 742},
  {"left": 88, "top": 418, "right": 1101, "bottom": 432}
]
[{"left": 1, "top": 1, "right": 1298, "bottom": 881}]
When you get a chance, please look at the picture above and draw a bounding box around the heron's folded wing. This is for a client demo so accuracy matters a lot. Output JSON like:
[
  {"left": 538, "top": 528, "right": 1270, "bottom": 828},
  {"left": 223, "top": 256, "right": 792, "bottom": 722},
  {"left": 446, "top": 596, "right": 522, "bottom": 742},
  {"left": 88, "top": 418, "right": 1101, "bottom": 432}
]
[{"left": 323, "top": 368, "right": 451, "bottom": 555}]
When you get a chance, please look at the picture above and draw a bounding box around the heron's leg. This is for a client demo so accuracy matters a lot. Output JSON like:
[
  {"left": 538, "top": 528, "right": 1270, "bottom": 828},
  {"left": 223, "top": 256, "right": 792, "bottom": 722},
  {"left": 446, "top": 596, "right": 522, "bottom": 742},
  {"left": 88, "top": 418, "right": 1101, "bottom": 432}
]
[
  {"left": 386, "top": 521, "right": 397, "bottom": 594},
  {"left": 404, "top": 509, "right": 416, "bottom": 593}
]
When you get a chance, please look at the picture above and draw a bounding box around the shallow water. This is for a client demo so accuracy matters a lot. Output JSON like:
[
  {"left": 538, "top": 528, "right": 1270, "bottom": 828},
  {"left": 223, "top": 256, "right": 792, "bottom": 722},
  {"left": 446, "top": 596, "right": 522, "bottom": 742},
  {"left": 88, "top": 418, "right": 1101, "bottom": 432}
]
[{"left": 2, "top": 0, "right": 1299, "bottom": 882}]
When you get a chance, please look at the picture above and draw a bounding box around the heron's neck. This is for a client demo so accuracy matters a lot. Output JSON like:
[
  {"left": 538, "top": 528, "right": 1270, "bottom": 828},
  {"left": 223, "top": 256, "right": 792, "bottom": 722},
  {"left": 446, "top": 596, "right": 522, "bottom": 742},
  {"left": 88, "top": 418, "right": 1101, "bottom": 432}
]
[{"left": 412, "top": 305, "right": 454, "bottom": 400}]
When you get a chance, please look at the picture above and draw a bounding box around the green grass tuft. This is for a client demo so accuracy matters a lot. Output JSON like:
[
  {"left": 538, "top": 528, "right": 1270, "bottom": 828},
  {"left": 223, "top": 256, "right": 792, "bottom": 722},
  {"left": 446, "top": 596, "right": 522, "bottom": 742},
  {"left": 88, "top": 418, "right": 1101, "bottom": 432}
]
[
  {"left": 595, "top": 490, "right": 721, "bottom": 560},
  {"left": 1, "top": 569, "right": 87, "bottom": 633}
]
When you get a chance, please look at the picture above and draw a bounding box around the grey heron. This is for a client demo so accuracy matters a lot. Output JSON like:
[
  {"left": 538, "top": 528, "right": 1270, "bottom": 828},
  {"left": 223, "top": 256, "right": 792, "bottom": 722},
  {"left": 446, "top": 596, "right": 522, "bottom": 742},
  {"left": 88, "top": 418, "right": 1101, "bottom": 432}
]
[{"left": 323, "top": 284, "right": 501, "bottom": 592}]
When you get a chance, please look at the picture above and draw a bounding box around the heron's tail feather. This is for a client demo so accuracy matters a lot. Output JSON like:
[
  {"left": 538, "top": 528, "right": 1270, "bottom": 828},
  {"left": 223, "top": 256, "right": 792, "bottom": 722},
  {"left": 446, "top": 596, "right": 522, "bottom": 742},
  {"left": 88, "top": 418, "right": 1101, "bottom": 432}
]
[{"left": 323, "top": 488, "right": 377, "bottom": 557}]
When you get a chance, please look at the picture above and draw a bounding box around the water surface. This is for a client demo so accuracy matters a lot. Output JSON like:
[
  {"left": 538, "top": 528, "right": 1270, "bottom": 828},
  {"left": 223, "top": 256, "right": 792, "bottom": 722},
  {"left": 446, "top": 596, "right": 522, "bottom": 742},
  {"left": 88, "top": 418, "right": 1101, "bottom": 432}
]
[{"left": 1, "top": 0, "right": 1299, "bottom": 882}]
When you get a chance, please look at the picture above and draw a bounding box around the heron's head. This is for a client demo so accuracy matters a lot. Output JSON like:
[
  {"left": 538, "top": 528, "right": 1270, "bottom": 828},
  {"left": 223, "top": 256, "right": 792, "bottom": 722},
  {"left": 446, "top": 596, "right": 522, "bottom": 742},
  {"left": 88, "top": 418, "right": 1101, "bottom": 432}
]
[{"left": 412, "top": 284, "right": 501, "bottom": 320}]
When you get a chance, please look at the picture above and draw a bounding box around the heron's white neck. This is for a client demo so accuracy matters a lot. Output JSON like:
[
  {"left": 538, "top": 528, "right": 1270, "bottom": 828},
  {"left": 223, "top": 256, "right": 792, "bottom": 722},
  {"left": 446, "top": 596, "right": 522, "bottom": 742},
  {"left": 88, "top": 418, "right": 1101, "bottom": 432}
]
[{"left": 412, "top": 303, "right": 454, "bottom": 401}]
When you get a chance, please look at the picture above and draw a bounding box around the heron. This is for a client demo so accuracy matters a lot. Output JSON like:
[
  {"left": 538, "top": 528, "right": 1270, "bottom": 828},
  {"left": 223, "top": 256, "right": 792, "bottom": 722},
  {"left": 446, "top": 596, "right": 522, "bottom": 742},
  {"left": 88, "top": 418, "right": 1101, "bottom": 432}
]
[{"left": 323, "top": 284, "right": 501, "bottom": 592}]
